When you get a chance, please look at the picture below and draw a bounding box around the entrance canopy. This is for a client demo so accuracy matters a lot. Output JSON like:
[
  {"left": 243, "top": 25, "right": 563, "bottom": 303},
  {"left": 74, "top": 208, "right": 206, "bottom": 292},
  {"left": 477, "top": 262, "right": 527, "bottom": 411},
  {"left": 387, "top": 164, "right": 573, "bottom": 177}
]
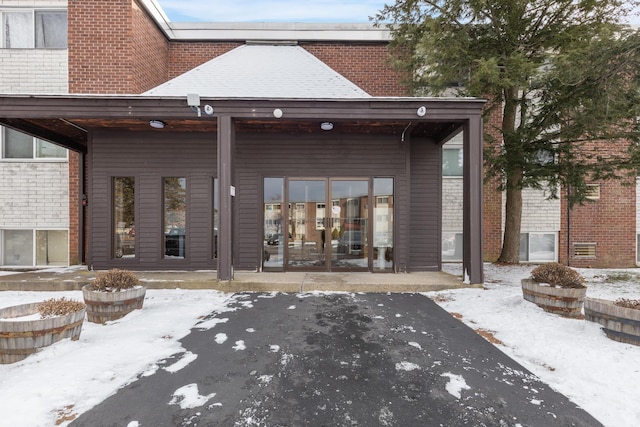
[{"left": 0, "top": 94, "right": 485, "bottom": 283}]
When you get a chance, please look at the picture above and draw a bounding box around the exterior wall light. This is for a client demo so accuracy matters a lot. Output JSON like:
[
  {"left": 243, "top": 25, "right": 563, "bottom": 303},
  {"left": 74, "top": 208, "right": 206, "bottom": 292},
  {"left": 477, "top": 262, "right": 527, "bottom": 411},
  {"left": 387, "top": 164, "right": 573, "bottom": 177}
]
[
  {"left": 320, "top": 122, "right": 334, "bottom": 131},
  {"left": 149, "top": 120, "right": 166, "bottom": 129}
]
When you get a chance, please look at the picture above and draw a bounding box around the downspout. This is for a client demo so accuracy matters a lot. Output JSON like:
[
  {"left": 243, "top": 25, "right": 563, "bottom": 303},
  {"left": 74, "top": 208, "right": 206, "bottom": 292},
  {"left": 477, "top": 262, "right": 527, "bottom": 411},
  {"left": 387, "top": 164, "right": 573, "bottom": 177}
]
[{"left": 566, "top": 185, "right": 571, "bottom": 267}]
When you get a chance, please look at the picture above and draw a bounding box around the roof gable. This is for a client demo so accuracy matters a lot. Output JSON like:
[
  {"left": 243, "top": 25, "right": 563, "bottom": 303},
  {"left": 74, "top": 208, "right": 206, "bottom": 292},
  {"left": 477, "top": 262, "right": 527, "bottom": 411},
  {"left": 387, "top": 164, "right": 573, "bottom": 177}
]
[{"left": 144, "top": 44, "right": 370, "bottom": 99}]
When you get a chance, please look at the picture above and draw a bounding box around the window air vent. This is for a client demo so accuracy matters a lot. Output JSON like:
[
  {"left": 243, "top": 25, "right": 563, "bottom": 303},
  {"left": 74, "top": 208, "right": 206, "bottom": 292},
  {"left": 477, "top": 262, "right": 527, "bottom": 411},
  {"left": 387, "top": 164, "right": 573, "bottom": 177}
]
[
  {"left": 573, "top": 243, "right": 596, "bottom": 258},
  {"left": 585, "top": 184, "right": 600, "bottom": 200}
]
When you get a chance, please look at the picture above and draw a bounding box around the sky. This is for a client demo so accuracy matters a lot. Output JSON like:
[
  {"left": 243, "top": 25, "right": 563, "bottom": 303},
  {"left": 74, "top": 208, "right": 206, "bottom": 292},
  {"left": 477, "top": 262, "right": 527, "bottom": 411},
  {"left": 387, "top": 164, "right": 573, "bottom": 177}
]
[
  {"left": 1, "top": 263, "right": 639, "bottom": 426},
  {"left": 156, "top": 0, "right": 388, "bottom": 23},
  {"left": 155, "top": 1, "right": 640, "bottom": 26}
]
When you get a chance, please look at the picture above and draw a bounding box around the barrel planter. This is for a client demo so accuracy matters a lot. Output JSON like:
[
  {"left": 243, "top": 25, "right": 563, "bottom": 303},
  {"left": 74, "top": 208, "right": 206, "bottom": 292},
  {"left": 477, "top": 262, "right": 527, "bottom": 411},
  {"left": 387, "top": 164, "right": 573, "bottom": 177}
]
[
  {"left": 521, "top": 278, "right": 586, "bottom": 318},
  {"left": 585, "top": 298, "right": 640, "bottom": 346},
  {"left": 0, "top": 303, "right": 85, "bottom": 364},
  {"left": 82, "top": 285, "right": 146, "bottom": 324}
]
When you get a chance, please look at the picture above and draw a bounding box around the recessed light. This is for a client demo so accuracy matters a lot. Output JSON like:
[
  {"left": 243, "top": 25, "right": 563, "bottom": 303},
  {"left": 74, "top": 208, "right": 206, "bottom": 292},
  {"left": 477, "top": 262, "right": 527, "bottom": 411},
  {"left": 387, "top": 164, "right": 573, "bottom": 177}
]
[
  {"left": 321, "top": 122, "right": 334, "bottom": 131},
  {"left": 149, "top": 120, "right": 166, "bottom": 129}
]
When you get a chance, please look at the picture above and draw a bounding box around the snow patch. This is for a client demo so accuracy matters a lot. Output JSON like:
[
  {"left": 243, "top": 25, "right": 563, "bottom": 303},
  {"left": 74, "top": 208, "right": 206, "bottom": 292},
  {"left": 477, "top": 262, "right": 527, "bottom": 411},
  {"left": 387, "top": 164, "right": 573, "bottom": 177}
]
[
  {"left": 164, "top": 351, "right": 197, "bottom": 373},
  {"left": 168, "top": 383, "right": 216, "bottom": 409},
  {"left": 214, "top": 333, "right": 228, "bottom": 344},
  {"left": 395, "top": 361, "right": 420, "bottom": 371},
  {"left": 441, "top": 372, "right": 470, "bottom": 399},
  {"left": 233, "top": 340, "right": 246, "bottom": 351}
]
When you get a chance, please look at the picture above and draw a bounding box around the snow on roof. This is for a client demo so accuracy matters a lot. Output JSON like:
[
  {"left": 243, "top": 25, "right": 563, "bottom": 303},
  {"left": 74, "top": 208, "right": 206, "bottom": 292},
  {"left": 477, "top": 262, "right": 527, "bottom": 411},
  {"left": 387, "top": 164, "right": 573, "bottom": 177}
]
[{"left": 143, "top": 44, "right": 371, "bottom": 99}]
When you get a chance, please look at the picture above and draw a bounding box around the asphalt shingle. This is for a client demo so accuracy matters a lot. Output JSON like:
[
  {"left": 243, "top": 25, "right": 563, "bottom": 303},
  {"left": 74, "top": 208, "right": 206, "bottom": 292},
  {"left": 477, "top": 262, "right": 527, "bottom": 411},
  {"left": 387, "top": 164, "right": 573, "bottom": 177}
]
[{"left": 144, "top": 44, "right": 370, "bottom": 98}]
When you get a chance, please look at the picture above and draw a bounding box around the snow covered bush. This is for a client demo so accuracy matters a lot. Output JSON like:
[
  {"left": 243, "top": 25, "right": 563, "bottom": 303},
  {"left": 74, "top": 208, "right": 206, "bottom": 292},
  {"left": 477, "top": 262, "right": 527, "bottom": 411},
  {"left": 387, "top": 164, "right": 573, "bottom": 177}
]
[
  {"left": 87, "top": 269, "right": 140, "bottom": 292},
  {"left": 37, "top": 297, "right": 85, "bottom": 318},
  {"left": 615, "top": 298, "right": 640, "bottom": 310},
  {"left": 530, "top": 263, "right": 585, "bottom": 288}
]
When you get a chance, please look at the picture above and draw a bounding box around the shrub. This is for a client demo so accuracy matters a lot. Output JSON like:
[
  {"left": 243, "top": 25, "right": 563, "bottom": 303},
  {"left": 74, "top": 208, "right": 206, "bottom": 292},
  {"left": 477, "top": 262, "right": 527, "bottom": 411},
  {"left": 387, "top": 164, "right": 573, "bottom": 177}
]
[
  {"left": 615, "top": 298, "right": 640, "bottom": 310},
  {"left": 88, "top": 269, "right": 140, "bottom": 292},
  {"left": 38, "top": 297, "right": 85, "bottom": 318},
  {"left": 530, "top": 263, "right": 585, "bottom": 288}
]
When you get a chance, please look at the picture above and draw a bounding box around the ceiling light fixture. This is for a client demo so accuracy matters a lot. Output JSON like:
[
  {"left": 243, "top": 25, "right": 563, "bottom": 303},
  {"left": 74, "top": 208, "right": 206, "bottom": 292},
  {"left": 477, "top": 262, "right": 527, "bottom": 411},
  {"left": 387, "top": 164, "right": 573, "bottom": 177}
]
[
  {"left": 321, "top": 122, "right": 334, "bottom": 131},
  {"left": 149, "top": 120, "right": 166, "bottom": 129}
]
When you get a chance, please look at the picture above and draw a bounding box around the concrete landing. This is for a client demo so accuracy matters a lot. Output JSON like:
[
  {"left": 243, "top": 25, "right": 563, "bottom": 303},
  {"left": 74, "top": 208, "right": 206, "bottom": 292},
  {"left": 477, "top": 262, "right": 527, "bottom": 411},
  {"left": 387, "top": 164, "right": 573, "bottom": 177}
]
[{"left": 0, "top": 268, "right": 474, "bottom": 293}]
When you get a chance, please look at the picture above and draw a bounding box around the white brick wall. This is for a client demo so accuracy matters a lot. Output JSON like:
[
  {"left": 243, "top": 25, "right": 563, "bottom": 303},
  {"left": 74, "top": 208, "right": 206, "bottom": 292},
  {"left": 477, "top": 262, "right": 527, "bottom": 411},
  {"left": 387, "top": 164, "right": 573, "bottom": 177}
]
[
  {"left": 518, "top": 188, "right": 561, "bottom": 232},
  {"left": 0, "top": 49, "right": 68, "bottom": 94},
  {"left": 0, "top": 0, "right": 70, "bottom": 239},
  {"left": 0, "top": 161, "right": 69, "bottom": 227},
  {"left": 442, "top": 178, "right": 463, "bottom": 231}
]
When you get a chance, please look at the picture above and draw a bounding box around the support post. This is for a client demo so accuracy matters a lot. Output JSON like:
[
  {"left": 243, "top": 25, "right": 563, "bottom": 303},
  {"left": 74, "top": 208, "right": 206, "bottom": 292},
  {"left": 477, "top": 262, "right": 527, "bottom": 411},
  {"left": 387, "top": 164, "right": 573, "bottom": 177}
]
[
  {"left": 463, "top": 116, "right": 484, "bottom": 284},
  {"left": 217, "top": 115, "right": 234, "bottom": 281}
]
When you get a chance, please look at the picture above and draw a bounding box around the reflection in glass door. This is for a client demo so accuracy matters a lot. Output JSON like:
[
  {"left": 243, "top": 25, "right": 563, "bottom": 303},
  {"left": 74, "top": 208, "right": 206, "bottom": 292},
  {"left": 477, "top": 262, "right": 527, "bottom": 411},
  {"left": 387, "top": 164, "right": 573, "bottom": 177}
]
[
  {"left": 287, "top": 180, "right": 326, "bottom": 269},
  {"left": 331, "top": 180, "right": 369, "bottom": 271},
  {"left": 263, "top": 178, "right": 284, "bottom": 270}
]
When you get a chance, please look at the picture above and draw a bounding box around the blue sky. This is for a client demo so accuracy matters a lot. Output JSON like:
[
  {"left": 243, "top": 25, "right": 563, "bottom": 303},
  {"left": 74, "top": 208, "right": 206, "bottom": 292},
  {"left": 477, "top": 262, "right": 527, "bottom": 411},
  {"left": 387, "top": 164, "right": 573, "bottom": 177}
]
[{"left": 156, "top": 0, "right": 389, "bottom": 23}]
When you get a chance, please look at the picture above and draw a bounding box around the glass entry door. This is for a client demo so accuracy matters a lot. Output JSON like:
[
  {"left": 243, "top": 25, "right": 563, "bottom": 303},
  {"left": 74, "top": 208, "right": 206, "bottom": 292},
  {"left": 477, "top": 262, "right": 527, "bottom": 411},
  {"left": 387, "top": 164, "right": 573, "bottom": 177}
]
[
  {"left": 263, "top": 177, "right": 393, "bottom": 272},
  {"left": 330, "top": 180, "right": 369, "bottom": 271},
  {"left": 287, "top": 180, "right": 327, "bottom": 270}
]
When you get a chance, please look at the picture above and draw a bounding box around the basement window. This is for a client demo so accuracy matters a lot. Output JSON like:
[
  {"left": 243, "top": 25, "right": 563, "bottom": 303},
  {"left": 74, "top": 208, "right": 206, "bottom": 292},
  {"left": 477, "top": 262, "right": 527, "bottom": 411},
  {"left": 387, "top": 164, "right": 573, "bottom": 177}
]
[{"left": 573, "top": 243, "right": 596, "bottom": 258}]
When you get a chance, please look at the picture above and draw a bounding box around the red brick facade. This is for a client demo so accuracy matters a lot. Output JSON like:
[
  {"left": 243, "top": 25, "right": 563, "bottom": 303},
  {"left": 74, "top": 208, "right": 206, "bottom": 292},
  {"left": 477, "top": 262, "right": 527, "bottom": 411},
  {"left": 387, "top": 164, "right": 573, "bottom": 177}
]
[
  {"left": 558, "top": 179, "right": 637, "bottom": 268},
  {"left": 64, "top": 0, "right": 637, "bottom": 268}
]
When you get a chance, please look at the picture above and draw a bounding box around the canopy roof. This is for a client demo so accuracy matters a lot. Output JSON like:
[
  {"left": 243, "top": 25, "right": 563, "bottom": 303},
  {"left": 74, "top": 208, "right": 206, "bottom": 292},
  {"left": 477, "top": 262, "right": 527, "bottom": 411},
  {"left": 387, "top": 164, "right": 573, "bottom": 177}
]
[{"left": 144, "top": 44, "right": 370, "bottom": 99}]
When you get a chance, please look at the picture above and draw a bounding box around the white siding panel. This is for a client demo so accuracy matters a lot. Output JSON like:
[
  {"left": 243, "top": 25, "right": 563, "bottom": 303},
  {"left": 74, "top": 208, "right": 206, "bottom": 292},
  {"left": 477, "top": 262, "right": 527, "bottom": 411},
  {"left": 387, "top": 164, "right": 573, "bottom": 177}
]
[{"left": 0, "top": 162, "right": 69, "bottom": 227}]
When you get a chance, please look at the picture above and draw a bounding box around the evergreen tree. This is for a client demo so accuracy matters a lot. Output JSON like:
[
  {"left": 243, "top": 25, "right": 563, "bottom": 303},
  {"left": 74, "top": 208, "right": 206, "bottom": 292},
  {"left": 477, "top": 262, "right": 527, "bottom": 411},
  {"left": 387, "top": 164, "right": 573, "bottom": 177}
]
[{"left": 375, "top": 0, "right": 640, "bottom": 263}]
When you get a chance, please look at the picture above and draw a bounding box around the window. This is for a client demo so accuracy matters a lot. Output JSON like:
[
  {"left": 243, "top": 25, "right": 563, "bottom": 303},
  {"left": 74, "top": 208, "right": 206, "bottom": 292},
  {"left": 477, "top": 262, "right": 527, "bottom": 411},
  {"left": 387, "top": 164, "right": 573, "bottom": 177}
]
[
  {"left": 164, "top": 178, "right": 187, "bottom": 259},
  {"left": 1, "top": 229, "right": 68, "bottom": 266},
  {"left": 520, "top": 233, "right": 557, "bottom": 262},
  {"left": 442, "top": 232, "right": 463, "bottom": 261},
  {"left": 1, "top": 9, "right": 67, "bottom": 48},
  {"left": 2, "top": 127, "right": 67, "bottom": 159},
  {"left": 373, "top": 178, "right": 394, "bottom": 270},
  {"left": 443, "top": 148, "right": 463, "bottom": 176},
  {"left": 113, "top": 177, "right": 135, "bottom": 259}
]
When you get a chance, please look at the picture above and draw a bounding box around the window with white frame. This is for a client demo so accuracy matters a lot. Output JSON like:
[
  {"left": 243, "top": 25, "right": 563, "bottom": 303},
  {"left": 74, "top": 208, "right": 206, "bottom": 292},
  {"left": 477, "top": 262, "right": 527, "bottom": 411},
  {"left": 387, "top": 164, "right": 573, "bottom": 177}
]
[
  {"left": 1, "top": 9, "right": 67, "bottom": 48},
  {"left": 1, "top": 229, "right": 68, "bottom": 266},
  {"left": 1, "top": 127, "right": 67, "bottom": 159},
  {"left": 520, "top": 232, "right": 557, "bottom": 262},
  {"left": 443, "top": 148, "right": 463, "bottom": 176}
]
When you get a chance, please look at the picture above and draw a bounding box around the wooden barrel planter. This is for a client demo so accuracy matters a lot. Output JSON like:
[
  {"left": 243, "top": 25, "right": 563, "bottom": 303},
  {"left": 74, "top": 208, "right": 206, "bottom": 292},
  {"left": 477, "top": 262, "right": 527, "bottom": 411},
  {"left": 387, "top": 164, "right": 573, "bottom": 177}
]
[
  {"left": 585, "top": 298, "right": 640, "bottom": 346},
  {"left": 0, "top": 303, "right": 86, "bottom": 364},
  {"left": 521, "top": 279, "right": 586, "bottom": 318},
  {"left": 82, "top": 285, "right": 146, "bottom": 324}
]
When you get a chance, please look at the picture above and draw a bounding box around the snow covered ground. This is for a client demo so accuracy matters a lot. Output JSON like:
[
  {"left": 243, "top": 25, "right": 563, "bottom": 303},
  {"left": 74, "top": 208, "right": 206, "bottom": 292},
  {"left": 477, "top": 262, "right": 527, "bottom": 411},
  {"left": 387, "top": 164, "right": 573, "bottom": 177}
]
[{"left": 0, "top": 263, "right": 639, "bottom": 427}]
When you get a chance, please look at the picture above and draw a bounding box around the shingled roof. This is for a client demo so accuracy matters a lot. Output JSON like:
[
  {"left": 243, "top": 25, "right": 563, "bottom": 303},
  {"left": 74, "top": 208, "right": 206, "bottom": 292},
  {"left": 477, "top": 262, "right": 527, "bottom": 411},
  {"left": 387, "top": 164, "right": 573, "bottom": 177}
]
[{"left": 144, "top": 44, "right": 370, "bottom": 99}]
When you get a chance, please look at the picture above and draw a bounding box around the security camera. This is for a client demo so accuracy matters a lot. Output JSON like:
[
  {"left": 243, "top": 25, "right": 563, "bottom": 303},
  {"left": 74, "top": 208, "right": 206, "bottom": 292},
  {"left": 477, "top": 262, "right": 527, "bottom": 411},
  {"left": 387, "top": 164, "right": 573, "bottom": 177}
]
[{"left": 187, "top": 93, "right": 201, "bottom": 107}]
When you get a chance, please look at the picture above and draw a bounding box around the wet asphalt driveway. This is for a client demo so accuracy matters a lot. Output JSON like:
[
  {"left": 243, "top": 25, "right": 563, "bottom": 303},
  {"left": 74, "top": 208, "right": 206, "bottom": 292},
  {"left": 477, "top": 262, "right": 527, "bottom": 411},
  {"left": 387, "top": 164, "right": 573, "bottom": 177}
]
[{"left": 71, "top": 292, "right": 601, "bottom": 427}]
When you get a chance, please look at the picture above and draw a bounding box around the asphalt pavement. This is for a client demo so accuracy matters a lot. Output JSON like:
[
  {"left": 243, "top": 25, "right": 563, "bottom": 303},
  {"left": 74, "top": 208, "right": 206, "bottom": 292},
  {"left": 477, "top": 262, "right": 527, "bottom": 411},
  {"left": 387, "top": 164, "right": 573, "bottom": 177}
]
[{"left": 71, "top": 292, "right": 602, "bottom": 427}]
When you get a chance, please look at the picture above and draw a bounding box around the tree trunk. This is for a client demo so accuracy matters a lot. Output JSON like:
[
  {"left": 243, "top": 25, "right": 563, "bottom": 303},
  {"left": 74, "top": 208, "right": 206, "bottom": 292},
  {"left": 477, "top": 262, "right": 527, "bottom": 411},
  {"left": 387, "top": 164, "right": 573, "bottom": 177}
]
[
  {"left": 498, "top": 171, "right": 523, "bottom": 263},
  {"left": 497, "top": 88, "right": 523, "bottom": 263}
]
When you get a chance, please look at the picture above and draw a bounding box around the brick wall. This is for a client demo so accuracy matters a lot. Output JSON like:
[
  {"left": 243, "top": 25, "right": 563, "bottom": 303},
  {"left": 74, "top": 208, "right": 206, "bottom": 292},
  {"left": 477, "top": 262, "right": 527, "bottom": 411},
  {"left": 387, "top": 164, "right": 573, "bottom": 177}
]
[
  {"left": 559, "top": 178, "right": 636, "bottom": 267},
  {"left": 68, "top": 150, "right": 81, "bottom": 264},
  {"left": 302, "top": 43, "right": 408, "bottom": 97},
  {"left": 131, "top": 0, "right": 170, "bottom": 93},
  {"left": 482, "top": 105, "right": 504, "bottom": 261},
  {"left": 168, "top": 42, "right": 242, "bottom": 78},
  {"left": 0, "top": 50, "right": 68, "bottom": 93},
  {"left": 0, "top": 162, "right": 69, "bottom": 227},
  {"left": 69, "top": 0, "right": 168, "bottom": 94}
]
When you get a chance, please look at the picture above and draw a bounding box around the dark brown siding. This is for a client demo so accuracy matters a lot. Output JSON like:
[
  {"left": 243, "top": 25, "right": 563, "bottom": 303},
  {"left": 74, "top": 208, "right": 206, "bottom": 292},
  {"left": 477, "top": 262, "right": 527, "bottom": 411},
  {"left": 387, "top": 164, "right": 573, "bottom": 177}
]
[
  {"left": 88, "top": 130, "right": 217, "bottom": 270},
  {"left": 409, "top": 137, "right": 441, "bottom": 271},
  {"left": 87, "top": 130, "right": 441, "bottom": 271}
]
